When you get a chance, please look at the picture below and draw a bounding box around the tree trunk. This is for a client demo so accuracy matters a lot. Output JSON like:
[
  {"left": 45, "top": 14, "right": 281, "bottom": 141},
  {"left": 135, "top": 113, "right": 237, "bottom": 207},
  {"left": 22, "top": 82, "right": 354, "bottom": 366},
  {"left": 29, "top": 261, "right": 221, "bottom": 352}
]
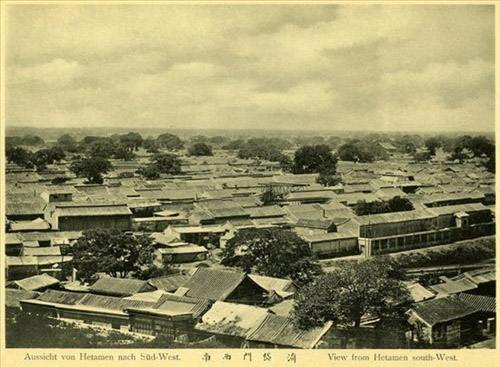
[{"left": 353, "top": 317, "right": 361, "bottom": 328}]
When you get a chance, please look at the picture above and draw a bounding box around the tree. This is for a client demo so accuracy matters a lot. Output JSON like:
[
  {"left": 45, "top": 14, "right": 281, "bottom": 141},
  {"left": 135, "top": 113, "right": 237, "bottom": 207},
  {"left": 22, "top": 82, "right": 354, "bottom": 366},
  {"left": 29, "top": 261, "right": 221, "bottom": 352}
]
[
  {"left": 113, "top": 144, "right": 136, "bottom": 161},
  {"left": 47, "top": 146, "right": 66, "bottom": 162},
  {"left": 56, "top": 134, "right": 79, "bottom": 152},
  {"left": 57, "top": 134, "right": 76, "bottom": 146},
  {"left": 51, "top": 176, "right": 69, "bottom": 185},
  {"left": 424, "top": 137, "right": 442, "bottom": 155},
  {"left": 484, "top": 153, "right": 495, "bottom": 173},
  {"left": 21, "top": 134, "right": 45, "bottom": 146},
  {"left": 137, "top": 153, "right": 182, "bottom": 179},
  {"left": 292, "top": 258, "right": 410, "bottom": 329},
  {"left": 157, "top": 133, "right": 184, "bottom": 151},
  {"left": 221, "top": 228, "right": 322, "bottom": 285},
  {"left": 32, "top": 149, "right": 51, "bottom": 171},
  {"left": 6, "top": 146, "right": 34, "bottom": 168},
  {"left": 152, "top": 153, "right": 182, "bottom": 174},
  {"left": 337, "top": 142, "right": 375, "bottom": 163},
  {"left": 293, "top": 144, "right": 337, "bottom": 174},
  {"left": 72, "top": 229, "right": 158, "bottom": 281},
  {"left": 353, "top": 196, "right": 414, "bottom": 216},
  {"left": 222, "top": 139, "right": 245, "bottom": 150},
  {"left": 188, "top": 142, "right": 213, "bottom": 156},
  {"left": 70, "top": 156, "right": 112, "bottom": 184},
  {"left": 137, "top": 164, "right": 161, "bottom": 180},
  {"left": 119, "top": 132, "right": 143, "bottom": 151},
  {"left": 260, "top": 186, "right": 283, "bottom": 205},
  {"left": 237, "top": 138, "right": 289, "bottom": 162},
  {"left": 143, "top": 137, "right": 160, "bottom": 153},
  {"left": 87, "top": 138, "right": 116, "bottom": 159},
  {"left": 316, "top": 170, "right": 342, "bottom": 187}
]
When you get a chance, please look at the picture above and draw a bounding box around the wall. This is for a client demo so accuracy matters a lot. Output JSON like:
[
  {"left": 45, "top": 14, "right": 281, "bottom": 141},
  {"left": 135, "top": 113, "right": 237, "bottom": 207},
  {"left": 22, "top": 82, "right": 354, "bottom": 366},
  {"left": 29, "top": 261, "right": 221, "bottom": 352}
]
[{"left": 57, "top": 215, "right": 132, "bottom": 231}]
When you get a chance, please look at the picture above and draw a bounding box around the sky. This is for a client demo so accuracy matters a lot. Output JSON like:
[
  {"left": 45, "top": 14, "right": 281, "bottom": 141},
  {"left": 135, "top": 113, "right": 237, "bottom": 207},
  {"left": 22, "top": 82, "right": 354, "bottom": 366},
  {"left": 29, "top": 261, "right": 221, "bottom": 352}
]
[{"left": 5, "top": 4, "right": 495, "bottom": 132}]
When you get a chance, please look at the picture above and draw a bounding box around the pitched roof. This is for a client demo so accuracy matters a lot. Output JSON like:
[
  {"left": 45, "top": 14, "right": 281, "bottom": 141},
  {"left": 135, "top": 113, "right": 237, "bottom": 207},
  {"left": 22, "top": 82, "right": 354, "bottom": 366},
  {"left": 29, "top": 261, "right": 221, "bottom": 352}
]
[
  {"left": 427, "top": 203, "right": 491, "bottom": 216},
  {"left": 429, "top": 277, "right": 478, "bottom": 296},
  {"left": 195, "top": 301, "right": 271, "bottom": 338},
  {"left": 244, "top": 205, "right": 286, "bottom": 218},
  {"left": 10, "top": 218, "right": 51, "bottom": 231},
  {"left": 247, "top": 314, "right": 332, "bottom": 348},
  {"left": 89, "top": 277, "right": 154, "bottom": 297},
  {"left": 302, "top": 231, "right": 357, "bottom": 243},
  {"left": 10, "top": 273, "right": 60, "bottom": 291},
  {"left": 128, "top": 293, "right": 211, "bottom": 319},
  {"left": 457, "top": 293, "right": 496, "bottom": 313},
  {"left": 36, "top": 289, "right": 88, "bottom": 305},
  {"left": 6, "top": 289, "right": 40, "bottom": 308},
  {"left": 408, "top": 296, "right": 478, "bottom": 326},
  {"left": 352, "top": 210, "right": 435, "bottom": 225},
  {"left": 181, "top": 268, "right": 249, "bottom": 301},
  {"left": 295, "top": 218, "right": 336, "bottom": 230},
  {"left": 53, "top": 204, "right": 132, "bottom": 217},
  {"left": 248, "top": 274, "right": 295, "bottom": 293},
  {"left": 147, "top": 274, "right": 191, "bottom": 292},
  {"left": 405, "top": 282, "right": 436, "bottom": 303}
]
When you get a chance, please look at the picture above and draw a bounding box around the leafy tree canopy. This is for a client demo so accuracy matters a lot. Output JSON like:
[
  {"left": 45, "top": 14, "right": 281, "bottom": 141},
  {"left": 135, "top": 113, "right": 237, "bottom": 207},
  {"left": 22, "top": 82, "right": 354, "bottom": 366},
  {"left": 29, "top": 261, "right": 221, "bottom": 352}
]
[
  {"left": 137, "top": 153, "right": 182, "bottom": 179},
  {"left": 293, "top": 257, "right": 410, "bottom": 329},
  {"left": 188, "top": 142, "right": 213, "bottom": 156},
  {"left": 221, "top": 228, "right": 322, "bottom": 286},
  {"left": 118, "top": 132, "right": 143, "bottom": 151},
  {"left": 72, "top": 229, "right": 159, "bottom": 281},
  {"left": 70, "top": 156, "right": 112, "bottom": 184},
  {"left": 337, "top": 141, "right": 376, "bottom": 163},
  {"left": 353, "top": 196, "right": 414, "bottom": 216},
  {"left": 157, "top": 133, "right": 184, "bottom": 151},
  {"left": 293, "top": 144, "right": 337, "bottom": 174},
  {"left": 260, "top": 186, "right": 284, "bottom": 206}
]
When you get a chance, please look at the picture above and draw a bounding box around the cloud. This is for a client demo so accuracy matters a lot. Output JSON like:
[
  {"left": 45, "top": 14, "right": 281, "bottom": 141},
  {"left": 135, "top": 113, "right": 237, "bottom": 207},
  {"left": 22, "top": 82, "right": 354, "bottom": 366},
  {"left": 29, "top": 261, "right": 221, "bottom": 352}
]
[
  {"left": 9, "top": 58, "right": 82, "bottom": 88},
  {"left": 5, "top": 4, "right": 495, "bottom": 132}
]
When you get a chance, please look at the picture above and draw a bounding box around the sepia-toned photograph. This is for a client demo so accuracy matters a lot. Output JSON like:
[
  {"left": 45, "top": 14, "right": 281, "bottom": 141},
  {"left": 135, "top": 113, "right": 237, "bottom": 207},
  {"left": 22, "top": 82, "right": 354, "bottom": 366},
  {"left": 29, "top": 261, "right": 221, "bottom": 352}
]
[{"left": 1, "top": 2, "right": 496, "bottom": 353}]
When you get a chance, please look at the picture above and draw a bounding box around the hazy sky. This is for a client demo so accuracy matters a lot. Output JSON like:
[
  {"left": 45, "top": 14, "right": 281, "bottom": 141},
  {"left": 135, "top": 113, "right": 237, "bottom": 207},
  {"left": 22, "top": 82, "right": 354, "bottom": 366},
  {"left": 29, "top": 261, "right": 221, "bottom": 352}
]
[{"left": 5, "top": 4, "right": 495, "bottom": 132}]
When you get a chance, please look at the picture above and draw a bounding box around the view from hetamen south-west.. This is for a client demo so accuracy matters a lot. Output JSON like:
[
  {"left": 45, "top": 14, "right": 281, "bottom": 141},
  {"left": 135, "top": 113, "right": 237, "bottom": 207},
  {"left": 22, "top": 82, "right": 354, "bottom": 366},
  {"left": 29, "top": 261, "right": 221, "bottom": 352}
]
[{"left": 3, "top": 4, "right": 496, "bottom": 349}]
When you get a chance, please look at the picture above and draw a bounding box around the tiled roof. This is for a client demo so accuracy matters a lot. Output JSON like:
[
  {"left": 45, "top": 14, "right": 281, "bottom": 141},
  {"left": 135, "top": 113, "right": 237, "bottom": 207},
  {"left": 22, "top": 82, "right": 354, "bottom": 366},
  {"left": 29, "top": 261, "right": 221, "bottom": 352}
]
[
  {"left": 54, "top": 204, "right": 132, "bottom": 217},
  {"left": 11, "top": 273, "right": 60, "bottom": 291},
  {"left": 145, "top": 274, "right": 190, "bottom": 293},
  {"left": 6, "top": 289, "right": 40, "bottom": 308},
  {"left": 248, "top": 274, "right": 295, "bottom": 293},
  {"left": 182, "top": 268, "right": 249, "bottom": 301},
  {"left": 429, "top": 277, "right": 478, "bottom": 296},
  {"left": 408, "top": 296, "right": 478, "bottom": 326},
  {"left": 89, "top": 277, "right": 154, "bottom": 297},
  {"left": 457, "top": 293, "right": 496, "bottom": 313},
  {"left": 247, "top": 314, "right": 332, "bottom": 348},
  {"left": 195, "top": 301, "right": 271, "bottom": 338}
]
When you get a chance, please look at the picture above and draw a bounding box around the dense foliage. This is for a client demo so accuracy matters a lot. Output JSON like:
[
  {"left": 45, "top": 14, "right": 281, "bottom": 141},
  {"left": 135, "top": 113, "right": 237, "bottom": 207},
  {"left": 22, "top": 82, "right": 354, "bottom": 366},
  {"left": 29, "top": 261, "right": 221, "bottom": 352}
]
[
  {"left": 6, "top": 145, "right": 66, "bottom": 170},
  {"left": 188, "top": 142, "right": 213, "bottom": 156},
  {"left": 293, "top": 258, "right": 410, "bottom": 329},
  {"left": 337, "top": 141, "right": 375, "bottom": 162},
  {"left": 157, "top": 133, "right": 184, "bottom": 151},
  {"left": 72, "top": 229, "right": 163, "bottom": 281},
  {"left": 353, "top": 196, "right": 414, "bottom": 216},
  {"left": 137, "top": 153, "right": 182, "bottom": 179},
  {"left": 390, "top": 236, "right": 495, "bottom": 269},
  {"left": 237, "top": 138, "right": 290, "bottom": 162},
  {"left": 221, "top": 228, "right": 322, "bottom": 285},
  {"left": 260, "top": 185, "right": 284, "bottom": 205},
  {"left": 69, "top": 156, "right": 112, "bottom": 184},
  {"left": 293, "top": 144, "right": 337, "bottom": 174}
]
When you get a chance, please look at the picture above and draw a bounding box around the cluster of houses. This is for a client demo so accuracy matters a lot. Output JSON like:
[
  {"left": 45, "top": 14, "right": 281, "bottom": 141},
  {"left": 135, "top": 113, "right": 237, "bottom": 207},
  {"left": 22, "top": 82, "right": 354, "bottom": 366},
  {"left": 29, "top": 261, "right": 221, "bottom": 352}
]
[{"left": 4, "top": 146, "right": 496, "bottom": 348}]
